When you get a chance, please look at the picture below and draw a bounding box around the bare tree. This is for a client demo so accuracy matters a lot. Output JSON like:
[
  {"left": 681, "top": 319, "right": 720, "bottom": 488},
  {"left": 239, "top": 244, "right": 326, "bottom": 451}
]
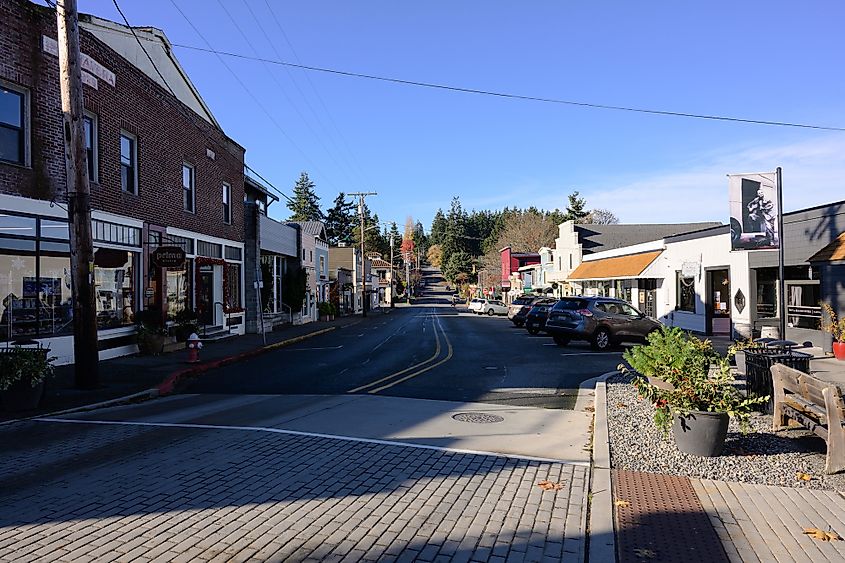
[{"left": 584, "top": 208, "right": 620, "bottom": 225}]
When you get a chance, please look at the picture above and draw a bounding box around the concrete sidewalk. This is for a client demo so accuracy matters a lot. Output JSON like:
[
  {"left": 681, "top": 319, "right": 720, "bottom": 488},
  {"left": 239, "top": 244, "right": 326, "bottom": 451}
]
[{"left": 0, "top": 316, "right": 362, "bottom": 423}]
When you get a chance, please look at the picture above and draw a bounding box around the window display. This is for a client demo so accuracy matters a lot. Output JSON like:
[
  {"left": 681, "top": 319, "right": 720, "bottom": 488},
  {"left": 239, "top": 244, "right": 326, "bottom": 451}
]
[
  {"left": 167, "top": 261, "right": 191, "bottom": 320},
  {"left": 94, "top": 248, "right": 136, "bottom": 328}
]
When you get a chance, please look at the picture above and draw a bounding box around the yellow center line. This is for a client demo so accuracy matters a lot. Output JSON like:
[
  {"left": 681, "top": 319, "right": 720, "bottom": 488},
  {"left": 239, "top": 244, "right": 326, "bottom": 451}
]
[
  {"left": 368, "top": 314, "right": 454, "bottom": 394},
  {"left": 346, "top": 313, "right": 441, "bottom": 394}
]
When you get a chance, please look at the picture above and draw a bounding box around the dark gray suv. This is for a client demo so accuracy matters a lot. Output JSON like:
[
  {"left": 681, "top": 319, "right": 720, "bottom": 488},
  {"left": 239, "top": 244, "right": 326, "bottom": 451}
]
[{"left": 544, "top": 296, "right": 662, "bottom": 350}]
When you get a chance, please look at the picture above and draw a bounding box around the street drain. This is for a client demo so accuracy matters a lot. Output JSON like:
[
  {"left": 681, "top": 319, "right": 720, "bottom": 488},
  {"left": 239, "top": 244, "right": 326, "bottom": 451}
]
[{"left": 452, "top": 412, "right": 504, "bottom": 424}]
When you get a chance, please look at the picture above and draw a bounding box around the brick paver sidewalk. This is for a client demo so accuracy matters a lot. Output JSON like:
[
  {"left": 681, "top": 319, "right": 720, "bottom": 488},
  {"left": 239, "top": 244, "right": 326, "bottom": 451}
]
[{"left": 0, "top": 417, "right": 588, "bottom": 562}]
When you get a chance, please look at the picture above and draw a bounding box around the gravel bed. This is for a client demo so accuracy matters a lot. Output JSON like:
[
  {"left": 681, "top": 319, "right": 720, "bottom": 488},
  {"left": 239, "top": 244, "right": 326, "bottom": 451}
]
[{"left": 606, "top": 373, "right": 845, "bottom": 491}]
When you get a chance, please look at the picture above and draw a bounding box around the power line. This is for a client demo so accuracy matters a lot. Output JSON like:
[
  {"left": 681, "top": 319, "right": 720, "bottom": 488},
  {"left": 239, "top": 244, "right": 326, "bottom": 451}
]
[
  {"left": 260, "top": 0, "right": 373, "bottom": 188},
  {"left": 166, "top": 0, "right": 342, "bottom": 192},
  {"left": 169, "top": 42, "right": 845, "bottom": 133},
  {"left": 244, "top": 163, "right": 293, "bottom": 204},
  {"left": 111, "top": 0, "right": 177, "bottom": 98},
  {"left": 215, "top": 0, "right": 361, "bottom": 191}
]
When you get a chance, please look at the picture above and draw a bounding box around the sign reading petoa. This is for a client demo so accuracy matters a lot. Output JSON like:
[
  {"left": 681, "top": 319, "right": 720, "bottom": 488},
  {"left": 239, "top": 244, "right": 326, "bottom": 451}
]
[{"left": 152, "top": 246, "right": 186, "bottom": 269}]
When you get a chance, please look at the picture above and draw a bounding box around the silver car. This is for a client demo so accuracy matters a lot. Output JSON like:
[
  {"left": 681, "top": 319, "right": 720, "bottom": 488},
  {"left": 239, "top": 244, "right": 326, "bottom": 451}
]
[{"left": 476, "top": 299, "right": 508, "bottom": 316}]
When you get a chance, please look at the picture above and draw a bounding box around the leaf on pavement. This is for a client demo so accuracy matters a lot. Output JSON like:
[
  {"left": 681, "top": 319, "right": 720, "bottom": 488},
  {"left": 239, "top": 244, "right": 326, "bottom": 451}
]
[
  {"left": 537, "top": 480, "right": 565, "bottom": 491},
  {"left": 614, "top": 499, "right": 631, "bottom": 508},
  {"left": 633, "top": 547, "right": 656, "bottom": 559},
  {"left": 803, "top": 527, "right": 842, "bottom": 541},
  {"left": 616, "top": 402, "right": 626, "bottom": 408},
  {"left": 584, "top": 405, "right": 595, "bottom": 412},
  {"left": 795, "top": 471, "right": 813, "bottom": 481}
]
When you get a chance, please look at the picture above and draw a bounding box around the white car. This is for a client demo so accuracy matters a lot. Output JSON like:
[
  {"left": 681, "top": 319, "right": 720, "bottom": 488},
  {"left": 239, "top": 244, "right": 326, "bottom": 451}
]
[
  {"left": 467, "top": 298, "right": 484, "bottom": 313},
  {"left": 477, "top": 299, "right": 508, "bottom": 316}
]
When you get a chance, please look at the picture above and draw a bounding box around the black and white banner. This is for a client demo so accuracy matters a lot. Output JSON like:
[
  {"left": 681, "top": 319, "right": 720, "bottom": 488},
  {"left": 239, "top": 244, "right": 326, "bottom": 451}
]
[{"left": 728, "top": 172, "right": 779, "bottom": 250}]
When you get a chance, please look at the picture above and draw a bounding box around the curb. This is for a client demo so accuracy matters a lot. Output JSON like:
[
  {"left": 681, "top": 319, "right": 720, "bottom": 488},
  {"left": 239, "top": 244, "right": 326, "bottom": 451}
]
[
  {"left": 0, "top": 388, "right": 159, "bottom": 427},
  {"left": 586, "top": 371, "right": 617, "bottom": 563},
  {"left": 156, "top": 326, "right": 337, "bottom": 395}
]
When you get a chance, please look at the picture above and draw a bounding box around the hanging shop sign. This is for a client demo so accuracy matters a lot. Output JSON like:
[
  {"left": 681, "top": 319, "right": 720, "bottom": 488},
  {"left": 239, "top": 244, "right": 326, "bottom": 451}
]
[{"left": 151, "top": 246, "right": 186, "bottom": 269}]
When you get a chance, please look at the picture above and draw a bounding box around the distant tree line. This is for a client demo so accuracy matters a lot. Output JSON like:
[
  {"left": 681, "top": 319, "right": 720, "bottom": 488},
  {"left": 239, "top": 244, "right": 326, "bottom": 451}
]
[{"left": 427, "top": 192, "right": 619, "bottom": 284}]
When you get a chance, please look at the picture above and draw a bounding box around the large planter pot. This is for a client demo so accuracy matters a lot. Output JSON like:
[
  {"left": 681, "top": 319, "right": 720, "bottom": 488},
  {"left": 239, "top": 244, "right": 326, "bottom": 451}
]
[
  {"left": 672, "top": 410, "right": 730, "bottom": 457},
  {"left": 834, "top": 342, "right": 845, "bottom": 361},
  {"left": 138, "top": 333, "right": 166, "bottom": 355},
  {"left": 1, "top": 378, "right": 45, "bottom": 412}
]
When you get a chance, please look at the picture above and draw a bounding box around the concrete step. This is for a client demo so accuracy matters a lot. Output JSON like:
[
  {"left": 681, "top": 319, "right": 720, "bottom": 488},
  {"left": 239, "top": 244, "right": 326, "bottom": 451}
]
[{"left": 199, "top": 326, "right": 236, "bottom": 342}]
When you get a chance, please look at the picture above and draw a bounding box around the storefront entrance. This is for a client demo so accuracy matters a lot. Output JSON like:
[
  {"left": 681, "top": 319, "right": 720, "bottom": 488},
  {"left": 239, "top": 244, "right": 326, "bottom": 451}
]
[
  {"left": 198, "top": 266, "right": 215, "bottom": 326},
  {"left": 706, "top": 269, "right": 731, "bottom": 335}
]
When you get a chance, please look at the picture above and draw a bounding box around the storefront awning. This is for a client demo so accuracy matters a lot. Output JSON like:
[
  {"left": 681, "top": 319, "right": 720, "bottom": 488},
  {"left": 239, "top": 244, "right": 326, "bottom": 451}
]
[
  {"left": 809, "top": 231, "right": 845, "bottom": 263},
  {"left": 569, "top": 250, "right": 662, "bottom": 281}
]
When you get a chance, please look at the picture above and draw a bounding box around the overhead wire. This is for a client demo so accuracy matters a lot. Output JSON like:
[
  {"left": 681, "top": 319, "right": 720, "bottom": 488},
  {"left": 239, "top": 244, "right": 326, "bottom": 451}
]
[
  {"left": 168, "top": 43, "right": 845, "bottom": 133},
  {"left": 214, "top": 0, "right": 361, "bottom": 191},
  {"left": 166, "top": 0, "right": 343, "bottom": 193},
  {"left": 111, "top": 0, "right": 177, "bottom": 99},
  {"left": 259, "top": 0, "right": 373, "bottom": 187}
]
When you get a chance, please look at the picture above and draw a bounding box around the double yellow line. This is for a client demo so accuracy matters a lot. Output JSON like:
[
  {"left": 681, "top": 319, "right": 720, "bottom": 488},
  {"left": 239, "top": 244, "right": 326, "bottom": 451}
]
[{"left": 347, "top": 314, "right": 453, "bottom": 394}]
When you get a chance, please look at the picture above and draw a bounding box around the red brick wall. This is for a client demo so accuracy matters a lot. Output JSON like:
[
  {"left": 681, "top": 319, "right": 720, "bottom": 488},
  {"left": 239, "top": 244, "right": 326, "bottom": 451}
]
[{"left": 0, "top": 0, "right": 245, "bottom": 243}]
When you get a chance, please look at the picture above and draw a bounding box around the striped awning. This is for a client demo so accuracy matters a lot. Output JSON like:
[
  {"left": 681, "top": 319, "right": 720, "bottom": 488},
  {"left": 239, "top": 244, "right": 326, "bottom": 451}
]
[{"left": 569, "top": 250, "right": 662, "bottom": 281}]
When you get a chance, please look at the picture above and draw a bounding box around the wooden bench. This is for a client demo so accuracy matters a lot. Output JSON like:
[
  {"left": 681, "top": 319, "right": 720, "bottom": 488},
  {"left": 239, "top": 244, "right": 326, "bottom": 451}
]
[{"left": 771, "top": 363, "right": 845, "bottom": 474}]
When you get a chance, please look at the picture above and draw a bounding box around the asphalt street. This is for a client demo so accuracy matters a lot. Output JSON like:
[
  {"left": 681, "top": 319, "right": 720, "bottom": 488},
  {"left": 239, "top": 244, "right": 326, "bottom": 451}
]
[
  {"left": 0, "top": 267, "right": 611, "bottom": 562},
  {"left": 186, "top": 267, "right": 624, "bottom": 409}
]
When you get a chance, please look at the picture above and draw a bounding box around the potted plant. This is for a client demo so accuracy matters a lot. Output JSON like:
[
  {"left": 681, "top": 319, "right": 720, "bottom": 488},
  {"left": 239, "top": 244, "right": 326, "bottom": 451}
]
[
  {"left": 171, "top": 308, "right": 199, "bottom": 342},
  {"left": 135, "top": 309, "right": 167, "bottom": 355},
  {"left": 821, "top": 302, "right": 845, "bottom": 361},
  {"left": 0, "top": 346, "right": 55, "bottom": 412},
  {"left": 318, "top": 301, "right": 332, "bottom": 322},
  {"left": 620, "top": 327, "right": 768, "bottom": 457}
]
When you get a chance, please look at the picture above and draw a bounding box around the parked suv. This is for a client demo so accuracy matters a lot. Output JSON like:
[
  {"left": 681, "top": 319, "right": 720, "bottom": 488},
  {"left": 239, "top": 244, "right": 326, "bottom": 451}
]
[
  {"left": 544, "top": 297, "right": 662, "bottom": 350},
  {"left": 508, "top": 295, "right": 539, "bottom": 326},
  {"left": 524, "top": 298, "right": 559, "bottom": 335}
]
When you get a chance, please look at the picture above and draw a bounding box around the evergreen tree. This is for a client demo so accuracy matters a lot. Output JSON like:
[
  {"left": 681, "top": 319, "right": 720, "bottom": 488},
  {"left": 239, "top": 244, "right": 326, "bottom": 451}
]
[
  {"left": 565, "top": 191, "right": 589, "bottom": 222},
  {"left": 324, "top": 192, "right": 355, "bottom": 245},
  {"left": 287, "top": 172, "right": 323, "bottom": 222},
  {"left": 388, "top": 221, "right": 402, "bottom": 251},
  {"left": 429, "top": 209, "right": 447, "bottom": 246}
]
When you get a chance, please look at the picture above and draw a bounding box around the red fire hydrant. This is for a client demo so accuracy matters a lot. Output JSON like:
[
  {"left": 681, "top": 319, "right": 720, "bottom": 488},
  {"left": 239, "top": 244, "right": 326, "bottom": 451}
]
[{"left": 187, "top": 333, "right": 203, "bottom": 363}]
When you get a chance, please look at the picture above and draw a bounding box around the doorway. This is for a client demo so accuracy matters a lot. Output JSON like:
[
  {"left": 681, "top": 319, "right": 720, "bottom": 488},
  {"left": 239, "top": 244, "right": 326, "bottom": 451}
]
[
  {"left": 198, "top": 266, "right": 214, "bottom": 326},
  {"left": 706, "top": 269, "right": 731, "bottom": 335}
]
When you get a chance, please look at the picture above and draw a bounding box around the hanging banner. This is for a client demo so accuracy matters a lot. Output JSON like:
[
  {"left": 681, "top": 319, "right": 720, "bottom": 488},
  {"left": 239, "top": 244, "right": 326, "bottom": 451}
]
[{"left": 728, "top": 172, "right": 779, "bottom": 250}]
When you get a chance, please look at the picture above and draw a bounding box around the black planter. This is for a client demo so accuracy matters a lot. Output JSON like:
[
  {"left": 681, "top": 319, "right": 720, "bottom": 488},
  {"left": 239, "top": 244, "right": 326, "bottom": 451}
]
[
  {"left": 1, "top": 379, "right": 45, "bottom": 412},
  {"left": 672, "top": 410, "right": 729, "bottom": 457}
]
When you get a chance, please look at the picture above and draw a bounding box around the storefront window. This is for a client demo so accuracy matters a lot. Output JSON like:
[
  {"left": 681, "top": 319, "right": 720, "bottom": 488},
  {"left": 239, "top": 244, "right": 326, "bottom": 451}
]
[
  {"left": 613, "top": 280, "right": 633, "bottom": 305},
  {"left": 167, "top": 261, "right": 191, "bottom": 320},
  {"left": 226, "top": 263, "right": 241, "bottom": 309},
  {"left": 676, "top": 272, "right": 696, "bottom": 313},
  {"left": 94, "top": 249, "right": 136, "bottom": 328},
  {"left": 756, "top": 269, "right": 777, "bottom": 318},
  {"left": 260, "top": 255, "right": 274, "bottom": 312},
  {"left": 40, "top": 253, "right": 73, "bottom": 335},
  {"left": 786, "top": 282, "right": 821, "bottom": 329},
  {"left": 275, "top": 257, "right": 284, "bottom": 314},
  {"left": 0, "top": 251, "right": 37, "bottom": 340}
]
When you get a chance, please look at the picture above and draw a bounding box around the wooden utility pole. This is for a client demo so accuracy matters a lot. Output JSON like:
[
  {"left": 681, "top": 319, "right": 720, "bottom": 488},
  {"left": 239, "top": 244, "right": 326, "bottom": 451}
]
[
  {"left": 349, "top": 192, "right": 377, "bottom": 317},
  {"left": 57, "top": 0, "right": 99, "bottom": 388}
]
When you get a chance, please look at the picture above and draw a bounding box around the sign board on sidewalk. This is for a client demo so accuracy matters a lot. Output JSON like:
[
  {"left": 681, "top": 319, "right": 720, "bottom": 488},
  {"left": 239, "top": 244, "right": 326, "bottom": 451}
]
[{"left": 151, "top": 246, "right": 186, "bottom": 269}]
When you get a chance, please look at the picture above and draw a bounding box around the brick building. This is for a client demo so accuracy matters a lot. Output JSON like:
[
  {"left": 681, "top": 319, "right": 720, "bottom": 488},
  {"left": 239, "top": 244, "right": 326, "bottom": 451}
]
[{"left": 0, "top": 0, "right": 246, "bottom": 363}]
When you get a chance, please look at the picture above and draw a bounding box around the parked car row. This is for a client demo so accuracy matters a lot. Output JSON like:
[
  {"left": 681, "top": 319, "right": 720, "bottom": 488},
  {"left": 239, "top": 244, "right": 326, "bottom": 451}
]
[{"left": 506, "top": 294, "right": 662, "bottom": 350}]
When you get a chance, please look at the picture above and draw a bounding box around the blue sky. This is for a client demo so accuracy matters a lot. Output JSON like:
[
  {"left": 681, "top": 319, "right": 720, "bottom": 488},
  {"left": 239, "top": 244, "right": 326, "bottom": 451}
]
[{"left": 78, "top": 0, "right": 845, "bottom": 228}]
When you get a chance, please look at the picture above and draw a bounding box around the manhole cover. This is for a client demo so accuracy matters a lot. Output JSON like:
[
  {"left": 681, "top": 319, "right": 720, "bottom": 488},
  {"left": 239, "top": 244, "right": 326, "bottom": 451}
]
[{"left": 452, "top": 412, "right": 504, "bottom": 424}]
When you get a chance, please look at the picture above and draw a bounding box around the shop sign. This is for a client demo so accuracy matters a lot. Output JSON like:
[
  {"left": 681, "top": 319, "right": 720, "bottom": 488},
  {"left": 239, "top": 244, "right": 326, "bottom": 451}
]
[
  {"left": 681, "top": 261, "right": 700, "bottom": 278},
  {"left": 152, "top": 246, "right": 186, "bottom": 269},
  {"left": 145, "top": 287, "right": 155, "bottom": 299}
]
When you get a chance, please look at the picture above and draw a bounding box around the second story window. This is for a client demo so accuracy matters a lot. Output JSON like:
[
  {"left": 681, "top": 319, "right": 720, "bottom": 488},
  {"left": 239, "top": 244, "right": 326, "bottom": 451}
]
[
  {"left": 222, "top": 183, "right": 231, "bottom": 223},
  {"left": 182, "top": 163, "right": 195, "bottom": 212},
  {"left": 83, "top": 113, "right": 97, "bottom": 182},
  {"left": 0, "top": 85, "right": 26, "bottom": 166},
  {"left": 120, "top": 132, "right": 137, "bottom": 194}
]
